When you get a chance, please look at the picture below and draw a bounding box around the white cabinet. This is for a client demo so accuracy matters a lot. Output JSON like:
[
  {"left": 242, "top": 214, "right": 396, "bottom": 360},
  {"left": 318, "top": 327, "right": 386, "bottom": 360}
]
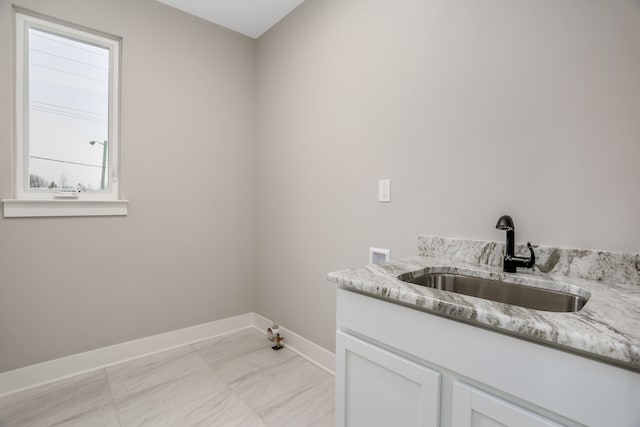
[
  {"left": 451, "top": 382, "right": 561, "bottom": 427},
  {"left": 336, "top": 331, "right": 441, "bottom": 427},
  {"left": 336, "top": 288, "right": 640, "bottom": 427}
]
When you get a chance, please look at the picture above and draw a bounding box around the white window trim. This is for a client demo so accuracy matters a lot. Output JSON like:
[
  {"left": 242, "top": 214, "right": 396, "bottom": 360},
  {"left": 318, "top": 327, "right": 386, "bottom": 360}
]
[
  {"left": 2, "top": 199, "right": 128, "bottom": 218},
  {"left": 4, "top": 12, "right": 127, "bottom": 217}
]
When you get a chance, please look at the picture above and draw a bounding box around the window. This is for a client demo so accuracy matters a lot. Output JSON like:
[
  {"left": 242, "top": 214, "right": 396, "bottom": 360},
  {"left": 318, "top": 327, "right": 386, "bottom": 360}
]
[{"left": 3, "top": 12, "right": 126, "bottom": 217}]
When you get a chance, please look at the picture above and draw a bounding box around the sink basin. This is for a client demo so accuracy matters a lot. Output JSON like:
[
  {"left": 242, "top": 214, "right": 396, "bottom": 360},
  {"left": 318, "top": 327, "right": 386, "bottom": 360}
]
[{"left": 398, "top": 272, "right": 588, "bottom": 312}]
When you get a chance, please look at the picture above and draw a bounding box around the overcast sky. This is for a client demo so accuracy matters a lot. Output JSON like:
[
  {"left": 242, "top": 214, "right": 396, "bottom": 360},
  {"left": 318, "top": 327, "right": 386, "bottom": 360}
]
[{"left": 28, "top": 28, "right": 109, "bottom": 190}]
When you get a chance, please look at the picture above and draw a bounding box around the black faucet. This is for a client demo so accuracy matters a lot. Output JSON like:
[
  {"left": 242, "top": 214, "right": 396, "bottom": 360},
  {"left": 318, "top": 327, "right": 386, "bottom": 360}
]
[{"left": 495, "top": 215, "right": 535, "bottom": 273}]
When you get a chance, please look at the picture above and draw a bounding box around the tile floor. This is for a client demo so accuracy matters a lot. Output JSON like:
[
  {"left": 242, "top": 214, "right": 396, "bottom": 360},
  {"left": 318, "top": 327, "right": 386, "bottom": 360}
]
[{"left": 0, "top": 328, "right": 335, "bottom": 427}]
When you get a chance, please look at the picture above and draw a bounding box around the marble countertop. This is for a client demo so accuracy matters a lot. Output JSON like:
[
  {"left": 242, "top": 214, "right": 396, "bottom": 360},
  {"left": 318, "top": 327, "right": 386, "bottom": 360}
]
[{"left": 328, "top": 237, "right": 640, "bottom": 372}]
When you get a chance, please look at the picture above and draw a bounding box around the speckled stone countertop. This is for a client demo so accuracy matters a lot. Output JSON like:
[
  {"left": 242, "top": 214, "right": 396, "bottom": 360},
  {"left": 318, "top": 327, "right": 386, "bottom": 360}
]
[{"left": 328, "top": 236, "right": 640, "bottom": 372}]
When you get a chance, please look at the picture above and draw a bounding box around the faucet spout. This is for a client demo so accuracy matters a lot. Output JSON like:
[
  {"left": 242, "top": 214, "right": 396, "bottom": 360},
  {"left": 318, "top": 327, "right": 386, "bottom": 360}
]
[{"left": 495, "top": 215, "right": 535, "bottom": 273}]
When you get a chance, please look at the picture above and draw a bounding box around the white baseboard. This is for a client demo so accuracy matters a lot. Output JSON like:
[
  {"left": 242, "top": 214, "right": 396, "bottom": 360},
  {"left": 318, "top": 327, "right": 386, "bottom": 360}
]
[
  {"left": 252, "top": 313, "right": 336, "bottom": 375},
  {"left": 0, "top": 312, "right": 335, "bottom": 398}
]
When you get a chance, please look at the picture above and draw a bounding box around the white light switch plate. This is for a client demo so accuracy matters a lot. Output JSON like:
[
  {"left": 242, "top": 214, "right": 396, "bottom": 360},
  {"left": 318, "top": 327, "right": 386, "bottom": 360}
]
[{"left": 378, "top": 179, "right": 391, "bottom": 202}]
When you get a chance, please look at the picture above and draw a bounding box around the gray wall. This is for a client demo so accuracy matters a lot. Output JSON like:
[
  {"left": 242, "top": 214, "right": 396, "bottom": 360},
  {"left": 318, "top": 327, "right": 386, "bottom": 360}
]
[
  {"left": 255, "top": 0, "right": 640, "bottom": 352},
  {"left": 1, "top": 0, "right": 639, "bottom": 373},
  {"left": 0, "top": 0, "right": 256, "bottom": 373}
]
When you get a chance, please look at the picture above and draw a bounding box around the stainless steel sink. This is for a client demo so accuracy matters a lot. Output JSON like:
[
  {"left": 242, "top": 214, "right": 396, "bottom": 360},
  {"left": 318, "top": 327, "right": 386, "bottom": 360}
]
[{"left": 398, "top": 272, "right": 588, "bottom": 312}]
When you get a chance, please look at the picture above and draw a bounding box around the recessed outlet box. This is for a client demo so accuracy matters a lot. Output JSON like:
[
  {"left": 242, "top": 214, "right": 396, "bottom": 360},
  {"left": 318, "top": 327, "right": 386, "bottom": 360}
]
[
  {"left": 378, "top": 179, "right": 391, "bottom": 202},
  {"left": 369, "top": 247, "right": 391, "bottom": 265}
]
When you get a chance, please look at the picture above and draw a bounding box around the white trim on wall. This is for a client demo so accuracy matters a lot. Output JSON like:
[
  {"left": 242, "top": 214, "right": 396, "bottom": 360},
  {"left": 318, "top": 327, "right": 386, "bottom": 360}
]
[
  {"left": 2, "top": 199, "right": 129, "bottom": 217},
  {"left": 0, "top": 312, "right": 335, "bottom": 398}
]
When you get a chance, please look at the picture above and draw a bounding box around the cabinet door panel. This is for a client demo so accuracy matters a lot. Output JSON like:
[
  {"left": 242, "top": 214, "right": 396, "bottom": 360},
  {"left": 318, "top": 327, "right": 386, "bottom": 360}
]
[
  {"left": 452, "top": 382, "right": 561, "bottom": 427},
  {"left": 336, "top": 331, "right": 441, "bottom": 427},
  {"left": 471, "top": 412, "right": 507, "bottom": 427}
]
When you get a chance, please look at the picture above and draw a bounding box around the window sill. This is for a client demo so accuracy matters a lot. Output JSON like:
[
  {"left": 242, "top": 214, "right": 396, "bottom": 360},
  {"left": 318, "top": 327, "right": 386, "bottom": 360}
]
[{"left": 2, "top": 199, "right": 128, "bottom": 218}]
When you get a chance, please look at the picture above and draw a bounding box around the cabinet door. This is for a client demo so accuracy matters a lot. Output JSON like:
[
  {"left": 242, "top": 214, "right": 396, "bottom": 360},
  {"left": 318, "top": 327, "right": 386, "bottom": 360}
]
[
  {"left": 452, "top": 382, "right": 562, "bottom": 427},
  {"left": 336, "top": 331, "right": 441, "bottom": 427}
]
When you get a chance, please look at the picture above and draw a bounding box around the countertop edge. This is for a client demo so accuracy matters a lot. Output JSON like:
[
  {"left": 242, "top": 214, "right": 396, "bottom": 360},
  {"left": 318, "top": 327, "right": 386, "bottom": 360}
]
[{"left": 328, "top": 257, "right": 640, "bottom": 372}]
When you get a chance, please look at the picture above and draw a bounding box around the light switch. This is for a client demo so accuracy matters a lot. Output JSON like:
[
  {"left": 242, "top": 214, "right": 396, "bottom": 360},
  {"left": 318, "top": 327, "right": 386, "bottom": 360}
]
[{"left": 378, "top": 179, "right": 391, "bottom": 202}]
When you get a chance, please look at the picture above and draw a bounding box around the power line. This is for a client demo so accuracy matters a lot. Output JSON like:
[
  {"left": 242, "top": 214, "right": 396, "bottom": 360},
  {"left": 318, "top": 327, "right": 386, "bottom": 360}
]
[
  {"left": 31, "top": 106, "right": 105, "bottom": 122},
  {"left": 31, "top": 48, "right": 108, "bottom": 70},
  {"left": 32, "top": 100, "right": 107, "bottom": 117},
  {"left": 31, "top": 62, "right": 107, "bottom": 83},
  {"left": 31, "top": 105, "right": 106, "bottom": 123},
  {"left": 31, "top": 31, "right": 108, "bottom": 58},
  {"left": 32, "top": 103, "right": 105, "bottom": 121},
  {"left": 30, "top": 155, "right": 103, "bottom": 169}
]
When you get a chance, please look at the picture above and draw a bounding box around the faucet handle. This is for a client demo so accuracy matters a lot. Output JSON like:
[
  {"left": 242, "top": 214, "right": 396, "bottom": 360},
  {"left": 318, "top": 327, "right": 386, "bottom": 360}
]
[{"left": 526, "top": 242, "right": 536, "bottom": 264}]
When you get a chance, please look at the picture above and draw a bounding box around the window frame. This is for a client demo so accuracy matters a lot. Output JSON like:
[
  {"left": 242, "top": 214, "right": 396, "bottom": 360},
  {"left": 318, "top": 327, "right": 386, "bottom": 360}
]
[{"left": 4, "top": 11, "right": 126, "bottom": 217}]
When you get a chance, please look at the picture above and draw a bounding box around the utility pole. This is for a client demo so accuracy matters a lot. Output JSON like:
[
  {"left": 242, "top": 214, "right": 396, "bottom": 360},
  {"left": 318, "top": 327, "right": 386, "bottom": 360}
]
[{"left": 89, "top": 140, "right": 108, "bottom": 190}]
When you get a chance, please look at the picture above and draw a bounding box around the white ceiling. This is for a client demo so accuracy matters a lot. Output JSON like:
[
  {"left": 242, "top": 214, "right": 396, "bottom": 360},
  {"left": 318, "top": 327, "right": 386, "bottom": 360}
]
[{"left": 156, "top": 0, "right": 306, "bottom": 39}]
